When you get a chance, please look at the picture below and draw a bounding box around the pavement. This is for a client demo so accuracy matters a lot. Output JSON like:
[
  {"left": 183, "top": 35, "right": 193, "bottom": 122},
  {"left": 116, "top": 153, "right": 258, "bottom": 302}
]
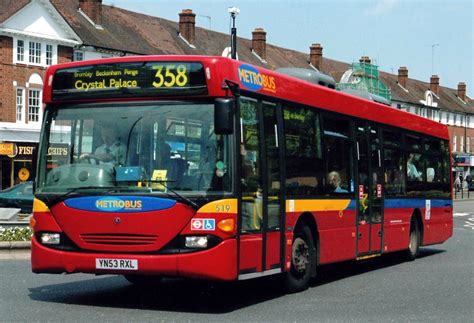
[
  {"left": 0, "top": 241, "right": 31, "bottom": 259},
  {"left": 0, "top": 246, "right": 30, "bottom": 259}
]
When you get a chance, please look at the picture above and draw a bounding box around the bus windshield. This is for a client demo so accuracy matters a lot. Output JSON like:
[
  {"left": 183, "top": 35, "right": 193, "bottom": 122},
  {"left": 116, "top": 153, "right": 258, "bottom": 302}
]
[{"left": 37, "top": 102, "right": 233, "bottom": 195}]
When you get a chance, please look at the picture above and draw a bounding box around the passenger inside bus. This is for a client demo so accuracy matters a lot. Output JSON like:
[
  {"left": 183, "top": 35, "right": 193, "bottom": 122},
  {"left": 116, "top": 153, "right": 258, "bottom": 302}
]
[
  {"left": 407, "top": 153, "right": 422, "bottom": 181},
  {"left": 327, "top": 171, "right": 348, "bottom": 193}
]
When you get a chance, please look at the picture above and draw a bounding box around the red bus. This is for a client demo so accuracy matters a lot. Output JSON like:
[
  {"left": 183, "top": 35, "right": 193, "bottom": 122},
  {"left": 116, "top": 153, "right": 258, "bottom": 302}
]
[{"left": 31, "top": 56, "right": 453, "bottom": 292}]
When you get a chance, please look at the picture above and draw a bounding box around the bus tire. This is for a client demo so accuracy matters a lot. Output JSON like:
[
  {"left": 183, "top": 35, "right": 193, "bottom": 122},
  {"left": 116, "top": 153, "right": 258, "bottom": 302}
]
[
  {"left": 123, "top": 274, "right": 162, "bottom": 286},
  {"left": 283, "top": 225, "right": 315, "bottom": 293},
  {"left": 405, "top": 216, "right": 420, "bottom": 261}
]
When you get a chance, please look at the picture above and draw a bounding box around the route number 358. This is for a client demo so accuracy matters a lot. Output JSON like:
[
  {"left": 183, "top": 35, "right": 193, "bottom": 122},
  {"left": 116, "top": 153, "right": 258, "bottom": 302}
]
[{"left": 152, "top": 64, "right": 188, "bottom": 88}]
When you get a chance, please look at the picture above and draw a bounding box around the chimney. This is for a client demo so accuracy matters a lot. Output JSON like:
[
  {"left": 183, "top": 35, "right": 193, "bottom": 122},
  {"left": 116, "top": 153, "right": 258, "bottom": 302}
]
[
  {"left": 252, "top": 28, "right": 266, "bottom": 60},
  {"left": 457, "top": 82, "right": 466, "bottom": 101},
  {"left": 79, "top": 0, "right": 102, "bottom": 25},
  {"left": 430, "top": 75, "right": 439, "bottom": 96},
  {"left": 179, "top": 9, "right": 196, "bottom": 45},
  {"left": 310, "top": 43, "right": 323, "bottom": 70},
  {"left": 359, "top": 56, "right": 371, "bottom": 64},
  {"left": 398, "top": 66, "right": 408, "bottom": 88}
]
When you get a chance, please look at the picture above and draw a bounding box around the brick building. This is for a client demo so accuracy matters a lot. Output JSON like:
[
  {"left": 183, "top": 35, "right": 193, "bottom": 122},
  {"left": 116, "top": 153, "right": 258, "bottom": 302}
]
[{"left": 0, "top": 0, "right": 472, "bottom": 189}]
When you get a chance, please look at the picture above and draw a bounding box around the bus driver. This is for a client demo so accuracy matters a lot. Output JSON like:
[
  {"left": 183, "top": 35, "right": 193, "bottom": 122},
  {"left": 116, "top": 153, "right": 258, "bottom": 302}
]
[{"left": 81, "top": 125, "right": 126, "bottom": 165}]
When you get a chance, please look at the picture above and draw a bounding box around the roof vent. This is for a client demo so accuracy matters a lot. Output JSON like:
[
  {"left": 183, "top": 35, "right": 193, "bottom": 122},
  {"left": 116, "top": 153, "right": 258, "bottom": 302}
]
[
  {"left": 276, "top": 67, "right": 336, "bottom": 89},
  {"left": 340, "top": 88, "right": 391, "bottom": 106}
]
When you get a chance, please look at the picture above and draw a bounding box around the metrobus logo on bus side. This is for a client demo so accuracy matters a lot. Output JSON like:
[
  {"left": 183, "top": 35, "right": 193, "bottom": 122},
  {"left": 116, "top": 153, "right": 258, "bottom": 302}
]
[{"left": 238, "top": 64, "right": 276, "bottom": 93}]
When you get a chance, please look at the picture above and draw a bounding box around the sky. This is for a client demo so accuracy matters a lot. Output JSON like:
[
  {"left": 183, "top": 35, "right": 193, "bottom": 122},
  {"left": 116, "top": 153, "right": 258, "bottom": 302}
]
[{"left": 103, "top": 0, "right": 473, "bottom": 97}]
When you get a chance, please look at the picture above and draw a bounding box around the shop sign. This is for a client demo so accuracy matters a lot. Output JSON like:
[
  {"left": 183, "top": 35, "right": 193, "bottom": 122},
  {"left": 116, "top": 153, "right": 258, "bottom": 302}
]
[
  {"left": 18, "top": 168, "right": 30, "bottom": 181},
  {"left": 0, "top": 143, "right": 15, "bottom": 156},
  {"left": 0, "top": 143, "right": 35, "bottom": 159}
]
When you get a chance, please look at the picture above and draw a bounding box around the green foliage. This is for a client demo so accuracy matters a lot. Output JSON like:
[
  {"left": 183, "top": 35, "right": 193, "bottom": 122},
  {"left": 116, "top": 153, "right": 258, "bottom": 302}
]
[{"left": 0, "top": 226, "right": 33, "bottom": 241}]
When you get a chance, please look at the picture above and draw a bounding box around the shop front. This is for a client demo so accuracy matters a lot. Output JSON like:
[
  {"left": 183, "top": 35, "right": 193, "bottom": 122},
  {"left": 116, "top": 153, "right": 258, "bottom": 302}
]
[{"left": 0, "top": 142, "right": 37, "bottom": 190}]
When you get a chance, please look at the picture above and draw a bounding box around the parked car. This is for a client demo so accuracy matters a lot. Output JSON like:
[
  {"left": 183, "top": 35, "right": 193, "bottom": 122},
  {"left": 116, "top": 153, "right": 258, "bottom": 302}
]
[{"left": 0, "top": 181, "right": 34, "bottom": 213}]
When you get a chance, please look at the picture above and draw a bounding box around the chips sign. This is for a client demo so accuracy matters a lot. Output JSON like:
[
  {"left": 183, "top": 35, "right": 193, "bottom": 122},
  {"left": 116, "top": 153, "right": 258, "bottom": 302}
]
[{"left": 52, "top": 61, "right": 207, "bottom": 100}]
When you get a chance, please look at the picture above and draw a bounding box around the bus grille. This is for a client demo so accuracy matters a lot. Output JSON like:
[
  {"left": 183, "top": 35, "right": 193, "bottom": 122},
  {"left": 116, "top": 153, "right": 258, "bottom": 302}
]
[{"left": 80, "top": 233, "right": 158, "bottom": 245}]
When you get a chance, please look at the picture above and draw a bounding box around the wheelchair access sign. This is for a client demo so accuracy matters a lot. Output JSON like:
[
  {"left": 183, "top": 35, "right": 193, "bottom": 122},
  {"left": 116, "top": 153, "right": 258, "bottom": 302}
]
[{"left": 191, "top": 218, "right": 215, "bottom": 231}]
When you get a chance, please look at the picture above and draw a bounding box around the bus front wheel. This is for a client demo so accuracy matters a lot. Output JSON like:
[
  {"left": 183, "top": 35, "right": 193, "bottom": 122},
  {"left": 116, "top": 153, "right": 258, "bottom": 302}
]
[{"left": 283, "top": 225, "right": 315, "bottom": 293}]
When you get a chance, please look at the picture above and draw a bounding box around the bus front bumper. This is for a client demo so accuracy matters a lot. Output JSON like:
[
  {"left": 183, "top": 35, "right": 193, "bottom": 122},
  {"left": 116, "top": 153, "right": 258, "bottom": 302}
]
[{"left": 31, "top": 237, "right": 238, "bottom": 281}]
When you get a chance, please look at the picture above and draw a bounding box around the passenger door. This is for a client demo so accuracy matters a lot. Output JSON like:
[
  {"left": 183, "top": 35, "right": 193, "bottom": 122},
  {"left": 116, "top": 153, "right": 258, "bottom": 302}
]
[
  {"left": 356, "top": 123, "right": 384, "bottom": 256},
  {"left": 238, "top": 98, "right": 284, "bottom": 277}
]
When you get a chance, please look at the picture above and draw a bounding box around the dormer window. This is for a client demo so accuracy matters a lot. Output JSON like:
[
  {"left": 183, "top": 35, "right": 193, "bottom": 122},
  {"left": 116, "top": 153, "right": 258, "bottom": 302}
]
[
  {"left": 13, "top": 37, "right": 57, "bottom": 67},
  {"left": 29, "top": 41, "right": 41, "bottom": 64},
  {"left": 46, "top": 44, "right": 53, "bottom": 65},
  {"left": 17, "top": 40, "right": 24, "bottom": 61}
]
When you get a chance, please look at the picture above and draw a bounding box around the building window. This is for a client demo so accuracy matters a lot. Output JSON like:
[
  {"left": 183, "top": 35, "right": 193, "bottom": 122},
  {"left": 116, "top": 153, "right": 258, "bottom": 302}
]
[
  {"left": 467, "top": 137, "right": 471, "bottom": 153},
  {"left": 29, "top": 41, "right": 41, "bottom": 64},
  {"left": 460, "top": 136, "right": 464, "bottom": 152},
  {"left": 16, "top": 88, "right": 24, "bottom": 122},
  {"left": 453, "top": 135, "right": 457, "bottom": 152},
  {"left": 17, "top": 40, "right": 25, "bottom": 62},
  {"left": 74, "top": 51, "right": 84, "bottom": 61},
  {"left": 28, "top": 89, "right": 41, "bottom": 122},
  {"left": 46, "top": 44, "right": 53, "bottom": 65}
]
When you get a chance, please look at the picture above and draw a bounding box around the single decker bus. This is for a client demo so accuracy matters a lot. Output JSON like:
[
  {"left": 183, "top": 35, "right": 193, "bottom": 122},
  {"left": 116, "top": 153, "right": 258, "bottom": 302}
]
[{"left": 31, "top": 55, "right": 453, "bottom": 292}]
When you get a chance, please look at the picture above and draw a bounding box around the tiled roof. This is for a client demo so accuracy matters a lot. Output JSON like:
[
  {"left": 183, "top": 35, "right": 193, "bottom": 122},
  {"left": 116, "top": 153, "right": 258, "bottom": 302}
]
[
  {"left": 380, "top": 72, "right": 473, "bottom": 114},
  {"left": 0, "top": 0, "right": 29, "bottom": 23},
  {"left": 2, "top": 0, "right": 472, "bottom": 114}
]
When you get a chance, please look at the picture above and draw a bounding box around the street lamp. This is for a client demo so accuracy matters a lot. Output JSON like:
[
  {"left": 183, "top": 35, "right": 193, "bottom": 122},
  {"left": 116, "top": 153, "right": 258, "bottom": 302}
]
[{"left": 228, "top": 7, "right": 240, "bottom": 59}]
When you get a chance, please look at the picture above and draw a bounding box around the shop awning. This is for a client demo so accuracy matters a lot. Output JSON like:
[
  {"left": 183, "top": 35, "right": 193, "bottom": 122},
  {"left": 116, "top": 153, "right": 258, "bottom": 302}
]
[{"left": 0, "top": 130, "right": 39, "bottom": 143}]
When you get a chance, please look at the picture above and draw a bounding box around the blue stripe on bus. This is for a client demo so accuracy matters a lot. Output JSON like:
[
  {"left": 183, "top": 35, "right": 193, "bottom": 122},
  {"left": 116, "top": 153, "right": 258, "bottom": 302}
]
[
  {"left": 64, "top": 196, "right": 176, "bottom": 212},
  {"left": 384, "top": 199, "right": 452, "bottom": 209},
  {"left": 348, "top": 200, "right": 357, "bottom": 210}
]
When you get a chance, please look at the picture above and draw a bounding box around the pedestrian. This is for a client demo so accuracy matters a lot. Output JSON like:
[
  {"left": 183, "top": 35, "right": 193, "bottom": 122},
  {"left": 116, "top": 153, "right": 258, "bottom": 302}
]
[{"left": 454, "top": 176, "right": 461, "bottom": 192}]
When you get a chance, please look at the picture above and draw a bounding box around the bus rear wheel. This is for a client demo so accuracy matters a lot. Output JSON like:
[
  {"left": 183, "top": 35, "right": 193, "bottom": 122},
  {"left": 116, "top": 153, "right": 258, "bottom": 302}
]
[
  {"left": 405, "top": 217, "right": 420, "bottom": 261},
  {"left": 283, "top": 225, "right": 315, "bottom": 293}
]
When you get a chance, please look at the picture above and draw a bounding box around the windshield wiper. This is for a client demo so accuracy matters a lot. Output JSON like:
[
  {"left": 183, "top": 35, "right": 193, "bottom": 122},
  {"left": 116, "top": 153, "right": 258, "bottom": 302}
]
[
  {"left": 45, "top": 185, "right": 140, "bottom": 205},
  {"left": 142, "top": 180, "right": 199, "bottom": 210}
]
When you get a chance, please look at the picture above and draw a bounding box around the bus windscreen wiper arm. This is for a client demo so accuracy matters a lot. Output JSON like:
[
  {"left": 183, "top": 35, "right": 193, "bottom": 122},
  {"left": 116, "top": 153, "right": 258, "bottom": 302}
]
[{"left": 143, "top": 180, "right": 199, "bottom": 210}]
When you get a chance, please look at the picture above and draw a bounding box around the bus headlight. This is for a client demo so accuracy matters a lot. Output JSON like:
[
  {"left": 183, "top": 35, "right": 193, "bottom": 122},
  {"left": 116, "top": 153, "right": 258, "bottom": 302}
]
[
  {"left": 185, "top": 236, "right": 208, "bottom": 248},
  {"left": 40, "top": 233, "right": 61, "bottom": 245}
]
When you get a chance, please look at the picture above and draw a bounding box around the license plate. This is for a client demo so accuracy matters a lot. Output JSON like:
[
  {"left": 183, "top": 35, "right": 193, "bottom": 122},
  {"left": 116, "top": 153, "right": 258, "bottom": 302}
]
[{"left": 96, "top": 258, "right": 138, "bottom": 270}]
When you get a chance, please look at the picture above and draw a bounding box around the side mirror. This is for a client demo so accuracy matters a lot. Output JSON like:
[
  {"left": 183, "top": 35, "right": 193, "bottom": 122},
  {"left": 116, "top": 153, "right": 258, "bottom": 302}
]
[{"left": 214, "top": 98, "right": 234, "bottom": 135}]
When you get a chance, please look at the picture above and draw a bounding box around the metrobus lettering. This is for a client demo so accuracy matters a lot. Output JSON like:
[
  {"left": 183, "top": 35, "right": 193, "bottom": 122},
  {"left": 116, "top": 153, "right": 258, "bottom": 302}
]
[
  {"left": 238, "top": 64, "right": 276, "bottom": 92},
  {"left": 95, "top": 198, "right": 143, "bottom": 210}
]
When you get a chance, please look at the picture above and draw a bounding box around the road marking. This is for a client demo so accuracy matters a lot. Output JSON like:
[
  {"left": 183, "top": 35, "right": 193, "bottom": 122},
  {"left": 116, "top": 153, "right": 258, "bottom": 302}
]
[
  {"left": 453, "top": 213, "right": 470, "bottom": 217},
  {"left": 464, "top": 217, "right": 474, "bottom": 230}
]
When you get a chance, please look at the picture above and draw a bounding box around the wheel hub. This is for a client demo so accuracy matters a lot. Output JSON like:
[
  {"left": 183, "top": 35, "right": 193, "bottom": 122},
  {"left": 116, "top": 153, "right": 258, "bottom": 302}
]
[{"left": 292, "top": 237, "right": 310, "bottom": 273}]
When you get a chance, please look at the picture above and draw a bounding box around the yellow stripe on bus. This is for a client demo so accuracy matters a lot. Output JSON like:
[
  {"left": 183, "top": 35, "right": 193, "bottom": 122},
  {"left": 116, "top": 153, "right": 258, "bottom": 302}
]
[
  {"left": 197, "top": 199, "right": 238, "bottom": 214},
  {"left": 286, "top": 199, "right": 351, "bottom": 212}
]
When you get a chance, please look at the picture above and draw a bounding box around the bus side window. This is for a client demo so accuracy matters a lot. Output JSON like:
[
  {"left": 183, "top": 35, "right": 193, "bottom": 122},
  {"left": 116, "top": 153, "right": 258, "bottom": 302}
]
[
  {"left": 322, "top": 117, "right": 353, "bottom": 195},
  {"left": 284, "top": 106, "right": 323, "bottom": 196},
  {"left": 383, "top": 130, "right": 405, "bottom": 196}
]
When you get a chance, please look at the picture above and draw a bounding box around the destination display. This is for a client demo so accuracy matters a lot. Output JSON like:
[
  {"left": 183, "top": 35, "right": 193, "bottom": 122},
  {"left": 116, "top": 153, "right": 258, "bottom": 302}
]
[{"left": 52, "top": 61, "right": 207, "bottom": 100}]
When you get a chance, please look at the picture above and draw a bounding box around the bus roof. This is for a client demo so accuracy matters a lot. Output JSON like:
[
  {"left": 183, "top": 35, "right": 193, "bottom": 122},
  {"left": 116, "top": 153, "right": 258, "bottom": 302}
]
[{"left": 43, "top": 55, "right": 449, "bottom": 140}]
